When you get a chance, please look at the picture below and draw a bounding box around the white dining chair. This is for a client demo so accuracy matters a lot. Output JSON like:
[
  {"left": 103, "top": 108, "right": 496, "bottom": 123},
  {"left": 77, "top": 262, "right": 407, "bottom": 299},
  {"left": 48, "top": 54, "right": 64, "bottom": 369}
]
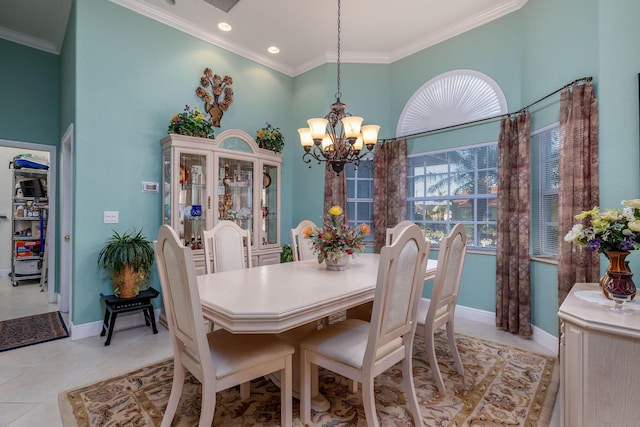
[
  {"left": 347, "top": 220, "right": 418, "bottom": 323},
  {"left": 155, "top": 224, "right": 294, "bottom": 427},
  {"left": 290, "top": 219, "right": 317, "bottom": 261},
  {"left": 201, "top": 220, "right": 253, "bottom": 398},
  {"left": 385, "top": 220, "right": 416, "bottom": 246},
  {"left": 299, "top": 223, "right": 430, "bottom": 427},
  {"left": 415, "top": 223, "right": 468, "bottom": 395},
  {"left": 202, "top": 220, "right": 252, "bottom": 274}
]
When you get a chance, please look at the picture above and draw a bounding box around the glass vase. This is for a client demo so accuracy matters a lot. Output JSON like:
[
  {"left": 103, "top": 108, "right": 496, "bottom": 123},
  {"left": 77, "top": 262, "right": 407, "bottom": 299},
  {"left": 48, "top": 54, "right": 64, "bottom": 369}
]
[
  {"left": 603, "top": 270, "right": 636, "bottom": 313},
  {"left": 599, "top": 250, "right": 634, "bottom": 300}
]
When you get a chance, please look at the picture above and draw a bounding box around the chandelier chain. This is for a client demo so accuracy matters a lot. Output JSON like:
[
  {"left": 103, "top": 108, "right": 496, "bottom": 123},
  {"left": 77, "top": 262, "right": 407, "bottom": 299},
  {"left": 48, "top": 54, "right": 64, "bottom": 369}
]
[
  {"left": 336, "top": 0, "right": 342, "bottom": 101},
  {"left": 298, "top": 0, "right": 379, "bottom": 174}
]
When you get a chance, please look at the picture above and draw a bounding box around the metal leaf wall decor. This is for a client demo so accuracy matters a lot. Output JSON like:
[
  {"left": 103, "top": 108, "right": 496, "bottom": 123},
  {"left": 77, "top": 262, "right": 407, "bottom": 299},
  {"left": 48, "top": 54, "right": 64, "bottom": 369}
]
[{"left": 195, "top": 67, "right": 234, "bottom": 127}]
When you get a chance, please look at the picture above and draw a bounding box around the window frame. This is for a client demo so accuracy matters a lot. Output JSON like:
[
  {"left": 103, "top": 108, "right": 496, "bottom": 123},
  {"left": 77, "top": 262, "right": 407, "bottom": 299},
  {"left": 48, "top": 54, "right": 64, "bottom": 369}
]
[
  {"left": 345, "top": 159, "right": 375, "bottom": 243},
  {"left": 407, "top": 141, "right": 498, "bottom": 250}
]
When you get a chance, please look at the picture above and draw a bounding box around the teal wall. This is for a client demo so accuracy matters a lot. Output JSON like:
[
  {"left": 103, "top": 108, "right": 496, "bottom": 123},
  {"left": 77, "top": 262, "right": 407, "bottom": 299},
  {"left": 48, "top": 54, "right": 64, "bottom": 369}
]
[
  {"left": 70, "top": 0, "right": 295, "bottom": 324},
  {"left": 0, "top": 39, "right": 60, "bottom": 145},
  {"left": 3, "top": 0, "right": 640, "bottom": 336}
]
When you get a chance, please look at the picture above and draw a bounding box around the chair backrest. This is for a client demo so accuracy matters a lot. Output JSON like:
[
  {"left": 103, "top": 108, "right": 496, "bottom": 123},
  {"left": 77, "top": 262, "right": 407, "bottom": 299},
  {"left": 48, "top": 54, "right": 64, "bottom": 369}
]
[
  {"left": 291, "top": 219, "right": 317, "bottom": 261},
  {"left": 385, "top": 220, "right": 417, "bottom": 246},
  {"left": 367, "top": 223, "right": 430, "bottom": 362},
  {"left": 155, "top": 224, "right": 214, "bottom": 383},
  {"left": 202, "top": 220, "right": 252, "bottom": 274},
  {"left": 427, "top": 223, "right": 468, "bottom": 326}
]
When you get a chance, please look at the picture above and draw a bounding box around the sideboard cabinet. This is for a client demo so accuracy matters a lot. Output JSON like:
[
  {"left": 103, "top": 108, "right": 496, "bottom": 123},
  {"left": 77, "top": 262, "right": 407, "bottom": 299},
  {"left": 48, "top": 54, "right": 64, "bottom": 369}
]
[
  {"left": 161, "top": 130, "right": 282, "bottom": 273},
  {"left": 558, "top": 282, "right": 640, "bottom": 427}
]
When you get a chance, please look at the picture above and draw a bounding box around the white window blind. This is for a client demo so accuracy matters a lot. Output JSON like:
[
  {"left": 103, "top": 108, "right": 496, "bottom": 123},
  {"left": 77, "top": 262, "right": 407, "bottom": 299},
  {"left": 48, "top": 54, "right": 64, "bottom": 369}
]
[{"left": 531, "top": 123, "right": 560, "bottom": 257}]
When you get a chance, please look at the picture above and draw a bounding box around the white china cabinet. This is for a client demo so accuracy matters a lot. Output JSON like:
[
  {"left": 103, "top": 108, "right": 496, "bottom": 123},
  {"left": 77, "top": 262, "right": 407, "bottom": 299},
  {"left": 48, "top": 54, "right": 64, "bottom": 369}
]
[
  {"left": 161, "top": 130, "right": 281, "bottom": 274},
  {"left": 558, "top": 282, "right": 640, "bottom": 427}
]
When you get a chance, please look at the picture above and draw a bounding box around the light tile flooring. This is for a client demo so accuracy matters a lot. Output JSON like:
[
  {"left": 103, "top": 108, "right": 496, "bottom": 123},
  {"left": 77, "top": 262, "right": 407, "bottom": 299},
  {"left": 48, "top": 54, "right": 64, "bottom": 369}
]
[{"left": 0, "top": 276, "right": 560, "bottom": 426}]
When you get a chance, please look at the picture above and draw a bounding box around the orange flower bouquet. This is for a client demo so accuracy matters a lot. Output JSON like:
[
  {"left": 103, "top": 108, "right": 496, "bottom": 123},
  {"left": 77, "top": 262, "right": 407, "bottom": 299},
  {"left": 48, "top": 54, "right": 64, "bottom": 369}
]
[{"left": 305, "top": 205, "right": 370, "bottom": 264}]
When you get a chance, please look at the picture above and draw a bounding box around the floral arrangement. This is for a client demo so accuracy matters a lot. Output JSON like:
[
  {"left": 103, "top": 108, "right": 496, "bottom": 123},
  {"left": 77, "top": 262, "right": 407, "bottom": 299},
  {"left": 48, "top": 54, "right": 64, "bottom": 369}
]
[
  {"left": 255, "top": 123, "right": 285, "bottom": 153},
  {"left": 564, "top": 199, "right": 640, "bottom": 253},
  {"left": 167, "top": 105, "right": 215, "bottom": 139},
  {"left": 196, "top": 68, "right": 233, "bottom": 127},
  {"left": 304, "top": 205, "right": 371, "bottom": 263}
]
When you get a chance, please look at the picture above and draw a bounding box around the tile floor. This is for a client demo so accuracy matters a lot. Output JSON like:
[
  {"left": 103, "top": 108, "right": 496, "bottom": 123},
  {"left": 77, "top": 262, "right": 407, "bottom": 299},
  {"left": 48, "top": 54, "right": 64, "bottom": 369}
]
[{"left": 0, "top": 276, "right": 560, "bottom": 426}]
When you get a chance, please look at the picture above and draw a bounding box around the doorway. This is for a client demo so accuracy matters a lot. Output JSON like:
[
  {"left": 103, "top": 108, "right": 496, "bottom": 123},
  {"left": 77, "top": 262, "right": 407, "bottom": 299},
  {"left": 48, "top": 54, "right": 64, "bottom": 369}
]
[{"left": 0, "top": 138, "right": 58, "bottom": 321}]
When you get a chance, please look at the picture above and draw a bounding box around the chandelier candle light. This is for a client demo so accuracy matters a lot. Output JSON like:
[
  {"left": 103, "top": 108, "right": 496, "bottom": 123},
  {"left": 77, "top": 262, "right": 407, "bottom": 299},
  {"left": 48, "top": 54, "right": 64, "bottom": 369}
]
[{"left": 298, "top": 0, "right": 380, "bottom": 174}]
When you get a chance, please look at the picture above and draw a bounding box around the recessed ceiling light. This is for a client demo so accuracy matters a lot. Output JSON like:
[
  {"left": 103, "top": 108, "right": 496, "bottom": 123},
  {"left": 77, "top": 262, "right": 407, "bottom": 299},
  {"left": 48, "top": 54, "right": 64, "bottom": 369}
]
[
  {"left": 268, "top": 46, "right": 280, "bottom": 54},
  {"left": 218, "top": 22, "right": 232, "bottom": 32}
]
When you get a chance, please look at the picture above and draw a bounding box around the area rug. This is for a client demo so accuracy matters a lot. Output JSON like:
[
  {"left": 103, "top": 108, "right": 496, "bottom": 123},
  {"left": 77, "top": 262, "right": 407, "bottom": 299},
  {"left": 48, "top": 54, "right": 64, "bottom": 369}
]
[
  {"left": 59, "top": 331, "right": 558, "bottom": 426},
  {"left": 0, "top": 311, "right": 68, "bottom": 352}
]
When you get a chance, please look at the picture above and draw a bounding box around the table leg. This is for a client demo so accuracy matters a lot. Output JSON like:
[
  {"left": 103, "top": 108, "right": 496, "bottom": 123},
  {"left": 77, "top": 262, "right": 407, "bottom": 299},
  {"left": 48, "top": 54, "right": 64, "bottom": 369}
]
[{"left": 271, "top": 321, "right": 331, "bottom": 412}]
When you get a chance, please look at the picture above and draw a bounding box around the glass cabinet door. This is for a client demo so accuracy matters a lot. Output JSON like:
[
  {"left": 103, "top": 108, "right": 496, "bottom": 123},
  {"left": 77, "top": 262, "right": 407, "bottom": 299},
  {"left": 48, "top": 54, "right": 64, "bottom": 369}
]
[
  {"left": 261, "top": 163, "right": 278, "bottom": 247},
  {"left": 217, "top": 157, "right": 254, "bottom": 234},
  {"left": 164, "top": 151, "right": 208, "bottom": 249}
]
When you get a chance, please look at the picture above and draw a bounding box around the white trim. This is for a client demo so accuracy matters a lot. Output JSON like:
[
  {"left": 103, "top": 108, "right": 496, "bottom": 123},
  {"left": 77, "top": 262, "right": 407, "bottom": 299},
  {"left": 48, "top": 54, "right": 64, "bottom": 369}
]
[
  {"left": 0, "top": 26, "right": 58, "bottom": 54},
  {"left": 390, "top": 0, "right": 528, "bottom": 63},
  {"left": 110, "top": 0, "right": 295, "bottom": 76},
  {"left": 109, "top": 0, "right": 527, "bottom": 77},
  {"left": 455, "top": 305, "right": 559, "bottom": 355}
]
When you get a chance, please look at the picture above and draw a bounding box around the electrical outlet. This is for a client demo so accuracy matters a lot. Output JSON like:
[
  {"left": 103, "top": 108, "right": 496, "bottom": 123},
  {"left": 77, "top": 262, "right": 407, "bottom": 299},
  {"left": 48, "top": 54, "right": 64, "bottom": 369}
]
[{"left": 104, "top": 211, "right": 119, "bottom": 224}]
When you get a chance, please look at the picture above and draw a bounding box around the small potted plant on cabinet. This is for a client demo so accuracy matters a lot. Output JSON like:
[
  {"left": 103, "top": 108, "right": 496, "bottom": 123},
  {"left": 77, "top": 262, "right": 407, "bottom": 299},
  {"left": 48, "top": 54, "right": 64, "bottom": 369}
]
[{"left": 97, "top": 228, "right": 155, "bottom": 298}]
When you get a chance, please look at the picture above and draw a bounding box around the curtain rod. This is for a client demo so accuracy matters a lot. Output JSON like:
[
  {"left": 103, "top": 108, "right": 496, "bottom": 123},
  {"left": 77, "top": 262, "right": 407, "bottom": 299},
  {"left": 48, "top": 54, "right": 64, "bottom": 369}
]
[{"left": 381, "top": 76, "right": 593, "bottom": 143}]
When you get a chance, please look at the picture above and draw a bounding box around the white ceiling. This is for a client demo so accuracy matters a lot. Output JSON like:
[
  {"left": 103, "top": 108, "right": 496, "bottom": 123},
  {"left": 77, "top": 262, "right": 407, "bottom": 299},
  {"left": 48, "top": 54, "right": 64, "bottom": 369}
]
[{"left": 0, "top": 0, "right": 527, "bottom": 77}]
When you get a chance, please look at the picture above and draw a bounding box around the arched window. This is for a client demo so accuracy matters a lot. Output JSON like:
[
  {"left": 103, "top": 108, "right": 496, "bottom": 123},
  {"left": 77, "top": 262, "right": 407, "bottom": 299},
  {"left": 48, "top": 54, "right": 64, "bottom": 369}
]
[{"left": 397, "top": 70, "right": 507, "bottom": 137}]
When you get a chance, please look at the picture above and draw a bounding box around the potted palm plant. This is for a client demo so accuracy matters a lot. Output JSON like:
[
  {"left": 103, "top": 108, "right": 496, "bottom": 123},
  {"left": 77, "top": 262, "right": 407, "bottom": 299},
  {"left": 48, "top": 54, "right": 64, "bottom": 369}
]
[{"left": 97, "top": 228, "right": 155, "bottom": 298}]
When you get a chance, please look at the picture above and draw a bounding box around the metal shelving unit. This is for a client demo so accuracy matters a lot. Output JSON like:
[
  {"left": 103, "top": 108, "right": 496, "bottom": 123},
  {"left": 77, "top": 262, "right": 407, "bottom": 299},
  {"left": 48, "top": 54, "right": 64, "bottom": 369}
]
[{"left": 10, "top": 167, "right": 48, "bottom": 287}]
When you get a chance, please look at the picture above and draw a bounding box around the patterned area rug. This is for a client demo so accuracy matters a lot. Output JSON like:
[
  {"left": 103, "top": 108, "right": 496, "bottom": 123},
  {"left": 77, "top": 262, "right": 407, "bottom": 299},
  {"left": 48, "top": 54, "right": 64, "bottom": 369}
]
[
  {"left": 0, "top": 311, "right": 68, "bottom": 352},
  {"left": 59, "top": 331, "right": 558, "bottom": 426}
]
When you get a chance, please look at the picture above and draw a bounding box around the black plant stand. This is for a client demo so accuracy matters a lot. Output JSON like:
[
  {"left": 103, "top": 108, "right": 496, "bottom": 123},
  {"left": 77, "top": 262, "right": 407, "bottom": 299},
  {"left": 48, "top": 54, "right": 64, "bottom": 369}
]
[{"left": 100, "top": 287, "right": 159, "bottom": 346}]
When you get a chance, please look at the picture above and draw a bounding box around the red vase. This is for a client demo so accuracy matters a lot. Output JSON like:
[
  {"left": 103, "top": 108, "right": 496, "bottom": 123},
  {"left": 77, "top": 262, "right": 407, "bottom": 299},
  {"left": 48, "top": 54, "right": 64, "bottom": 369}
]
[{"left": 599, "top": 250, "right": 635, "bottom": 301}]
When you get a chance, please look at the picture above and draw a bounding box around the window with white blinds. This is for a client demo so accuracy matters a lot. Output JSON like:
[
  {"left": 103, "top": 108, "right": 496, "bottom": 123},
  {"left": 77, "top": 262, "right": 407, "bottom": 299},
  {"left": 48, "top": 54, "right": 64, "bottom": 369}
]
[{"left": 531, "top": 123, "right": 560, "bottom": 257}]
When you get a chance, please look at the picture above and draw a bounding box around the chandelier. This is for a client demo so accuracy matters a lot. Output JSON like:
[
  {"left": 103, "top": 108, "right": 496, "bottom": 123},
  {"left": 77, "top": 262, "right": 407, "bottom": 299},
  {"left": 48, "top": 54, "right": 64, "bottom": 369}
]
[{"left": 298, "top": 0, "right": 380, "bottom": 174}]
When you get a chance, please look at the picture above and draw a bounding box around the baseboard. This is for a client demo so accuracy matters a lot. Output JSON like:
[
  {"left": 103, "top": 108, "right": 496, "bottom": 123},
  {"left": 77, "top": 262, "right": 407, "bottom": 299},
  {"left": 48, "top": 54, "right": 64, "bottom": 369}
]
[
  {"left": 0, "top": 269, "right": 10, "bottom": 277},
  {"left": 455, "top": 305, "right": 559, "bottom": 355},
  {"left": 70, "top": 308, "right": 162, "bottom": 341}
]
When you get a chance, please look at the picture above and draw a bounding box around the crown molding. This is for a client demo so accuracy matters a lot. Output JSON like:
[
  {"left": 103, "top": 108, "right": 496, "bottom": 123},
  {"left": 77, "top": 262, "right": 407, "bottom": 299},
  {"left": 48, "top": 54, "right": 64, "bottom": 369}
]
[
  {"left": 0, "top": 26, "right": 58, "bottom": 54},
  {"left": 111, "top": 0, "right": 527, "bottom": 77},
  {"left": 390, "top": 0, "right": 527, "bottom": 62},
  {"left": 110, "top": 0, "right": 295, "bottom": 76}
]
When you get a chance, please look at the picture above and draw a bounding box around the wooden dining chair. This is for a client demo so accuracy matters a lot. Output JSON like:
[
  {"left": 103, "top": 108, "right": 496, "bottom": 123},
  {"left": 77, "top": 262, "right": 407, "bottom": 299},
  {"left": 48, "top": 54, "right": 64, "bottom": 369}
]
[
  {"left": 155, "top": 224, "right": 294, "bottom": 427},
  {"left": 385, "top": 220, "right": 416, "bottom": 246},
  {"left": 347, "top": 220, "right": 417, "bottom": 323},
  {"left": 415, "top": 223, "right": 468, "bottom": 395},
  {"left": 291, "top": 219, "right": 317, "bottom": 261},
  {"left": 299, "top": 223, "right": 430, "bottom": 427},
  {"left": 201, "top": 220, "right": 253, "bottom": 398},
  {"left": 202, "top": 220, "right": 252, "bottom": 274}
]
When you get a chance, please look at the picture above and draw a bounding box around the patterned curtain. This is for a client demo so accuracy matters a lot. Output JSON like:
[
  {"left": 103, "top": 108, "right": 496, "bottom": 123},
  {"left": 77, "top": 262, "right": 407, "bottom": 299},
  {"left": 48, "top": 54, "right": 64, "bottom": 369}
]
[
  {"left": 496, "top": 112, "right": 532, "bottom": 337},
  {"left": 557, "top": 82, "right": 599, "bottom": 305},
  {"left": 373, "top": 140, "right": 408, "bottom": 253},
  {"left": 323, "top": 163, "right": 346, "bottom": 217}
]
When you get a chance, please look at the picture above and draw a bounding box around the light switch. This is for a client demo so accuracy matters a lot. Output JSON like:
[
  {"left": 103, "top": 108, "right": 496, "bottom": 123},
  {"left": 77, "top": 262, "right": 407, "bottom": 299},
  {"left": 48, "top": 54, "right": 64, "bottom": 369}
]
[{"left": 104, "top": 211, "right": 119, "bottom": 224}]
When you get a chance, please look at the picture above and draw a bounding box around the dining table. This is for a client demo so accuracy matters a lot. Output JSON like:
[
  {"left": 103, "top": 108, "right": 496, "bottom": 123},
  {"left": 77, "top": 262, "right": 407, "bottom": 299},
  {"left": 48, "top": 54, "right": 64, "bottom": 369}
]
[{"left": 197, "top": 252, "right": 438, "bottom": 410}]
